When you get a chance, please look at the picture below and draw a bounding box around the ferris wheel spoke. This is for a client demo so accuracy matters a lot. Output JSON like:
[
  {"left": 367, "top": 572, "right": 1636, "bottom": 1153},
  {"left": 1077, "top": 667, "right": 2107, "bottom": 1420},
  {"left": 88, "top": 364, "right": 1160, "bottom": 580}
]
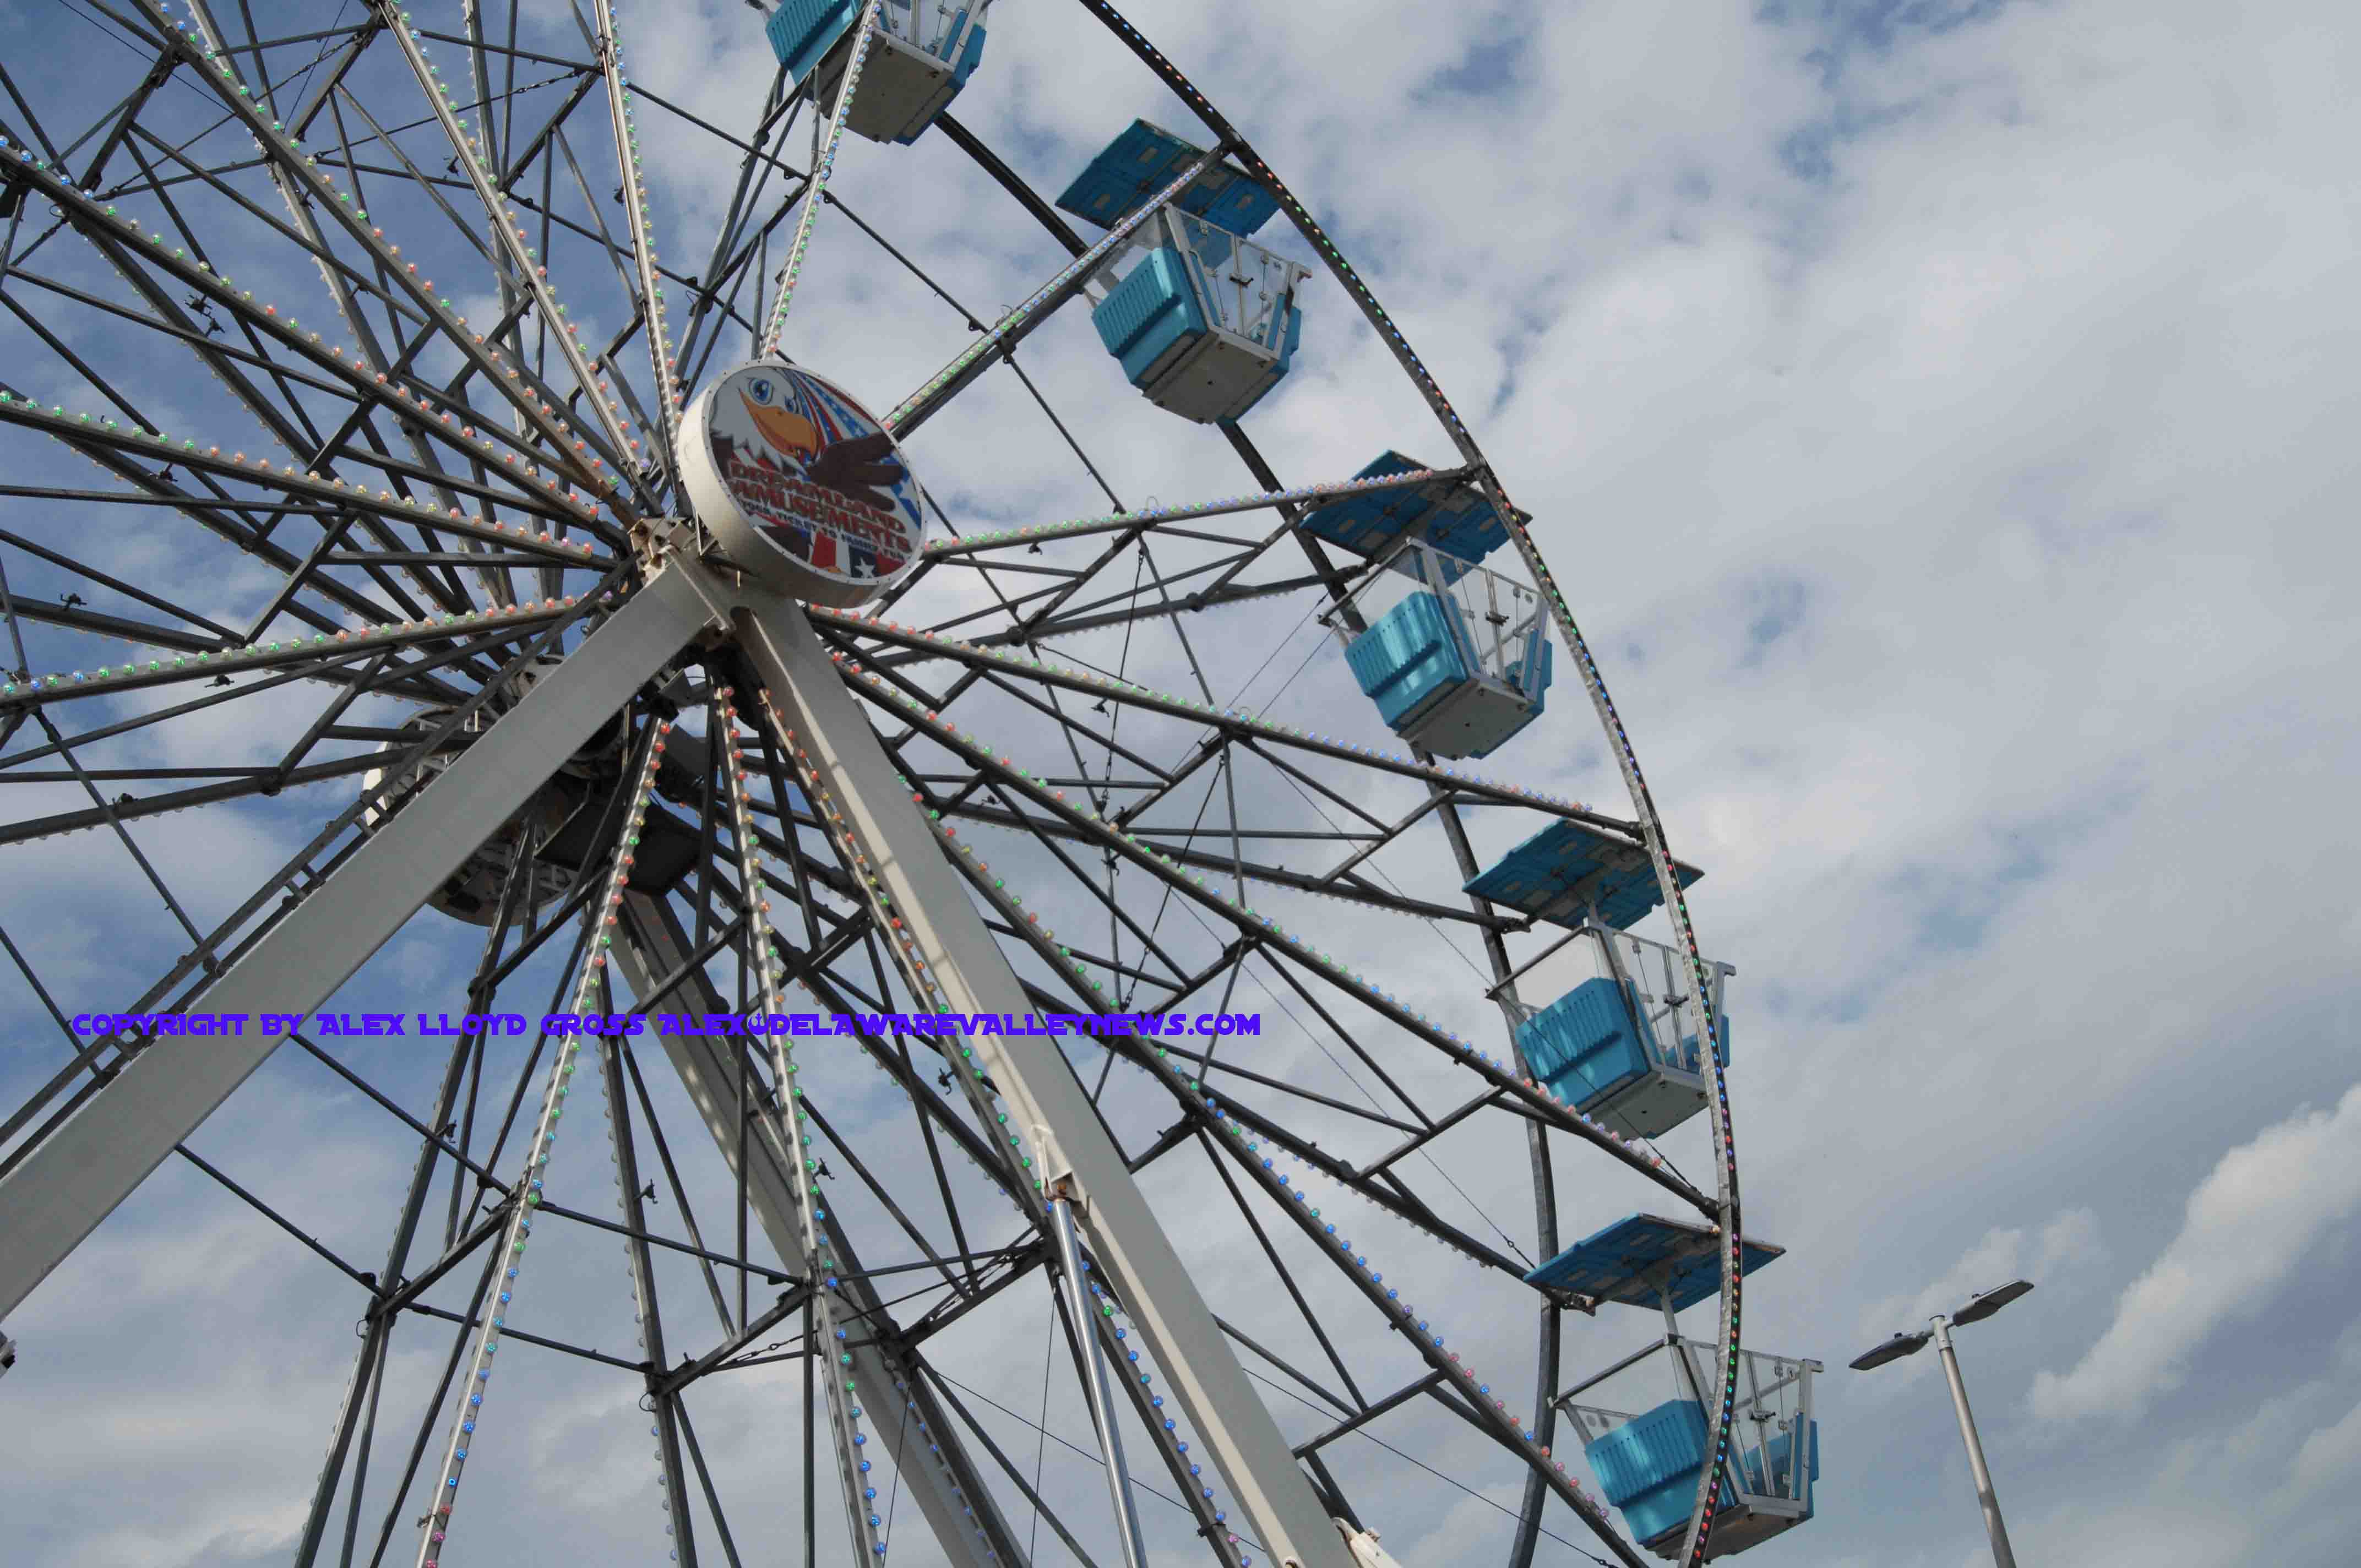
[
  {"left": 1192, "top": 1081, "right": 1649, "bottom": 1568},
  {"left": 291, "top": 847, "right": 550, "bottom": 1568},
  {"left": 961, "top": 666, "right": 1185, "bottom": 788},
  {"left": 0, "top": 145, "right": 628, "bottom": 552},
  {"left": 673, "top": 83, "right": 806, "bottom": 384},
  {"left": 0, "top": 58, "right": 69, "bottom": 166},
  {"left": 883, "top": 473, "right": 1283, "bottom": 646},
  {"left": 930, "top": 788, "right": 1449, "bottom": 1568},
  {"left": 817, "top": 605, "right": 1607, "bottom": 823},
  {"left": 916, "top": 795, "right": 1488, "bottom": 933},
  {"left": 986, "top": 573, "right": 1324, "bottom": 650},
  {"left": 759, "top": 0, "right": 886, "bottom": 355},
  {"left": 923, "top": 465, "right": 1468, "bottom": 567},
  {"left": 586, "top": 0, "right": 684, "bottom": 468},
  {"left": 6, "top": 448, "right": 360, "bottom": 629},
  {"left": 964, "top": 777, "right": 1198, "bottom": 990},
  {"left": 1198, "top": 1145, "right": 1370, "bottom": 1411},
  {"left": 1168, "top": 1043, "right": 1422, "bottom": 1140},
  {"left": 904, "top": 538, "right": 1309, "bottom": 648},
  {"left": 798, "top": 995, "right": 987, "bottom": 1293},
  {"left": 842, "top": 663, "right": 1706, "bottom": 1206},
  {"left": 588, "top": 969, "right": 710, "bottom": 1568},
  {"left": 0, "top": 576, "right": 595, "bottom": 720},
  {"left": 405, "top": 714, "right": 674, "bottom": 1568},
  {"left": 880, "top": 140, "right": 1225, "bottom": 439},
  {"left": 106, "top": 119, "right": 539, "bottom": 562},
  {"left": 880, "top": 999, "right": 1291, "bottom": 1550},
  {"left": 1, "top": 640, "right": 421, "bottom": 781},
  {"left": 4, "top": 417, "right": 605, "bottom": 580},
  {"left": 1196, "top": 1079, "right": 1530, "bottom": 1280},
  {"left": 0, "top": 584, "right": 619, "bottom": 1071},
  {"left": 1248, "top": 953, "right": 1441, "bottom": 1131},
  {"left": 791, "top": 968, "right": 1011, "bottom": 1193},
  {"left": 998, "top": 941, "right": 1532, "bottom": 1278},
  {"left": 101, "top": 0, "right": 648, "bottom": 522},
  {"left": 366, "top": 9, "right": 658, "bottom": 515},
  {"left": 719, "top": 682, "right": 908, "bottom": 1568},
  {"left": 793, "top": 1092, "right": 975, "bottom": 1304},
  {"left": 654, "top": 72, "right": 813, "bottom": 378},
  {"left": 918, "top": 1363, "right": 1119, "bottom": 1568},
  {"left": 0, "top": 744, "right": 372, "bottom": 849}
]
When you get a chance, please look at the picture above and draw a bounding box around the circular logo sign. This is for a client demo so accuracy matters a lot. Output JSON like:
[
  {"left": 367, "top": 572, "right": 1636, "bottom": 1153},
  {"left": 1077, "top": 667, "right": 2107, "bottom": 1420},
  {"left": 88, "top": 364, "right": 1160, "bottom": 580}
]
[{"left": 681, "top": 360, "right": 924, "bottom": 606}]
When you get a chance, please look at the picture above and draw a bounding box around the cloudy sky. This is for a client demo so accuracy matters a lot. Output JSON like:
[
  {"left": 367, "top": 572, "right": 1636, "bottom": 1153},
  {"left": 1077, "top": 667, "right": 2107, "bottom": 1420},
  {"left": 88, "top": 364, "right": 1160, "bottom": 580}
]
[{"left": 2, "top": 2, "right": 2357, "bottom": 1567}]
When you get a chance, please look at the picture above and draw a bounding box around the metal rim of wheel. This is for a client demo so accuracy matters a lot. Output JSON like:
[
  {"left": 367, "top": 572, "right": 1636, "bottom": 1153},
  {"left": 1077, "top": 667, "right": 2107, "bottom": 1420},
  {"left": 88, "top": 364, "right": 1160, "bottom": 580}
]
[{"left": 0, "top": 4, "right": 1747, "bottom": 1568}]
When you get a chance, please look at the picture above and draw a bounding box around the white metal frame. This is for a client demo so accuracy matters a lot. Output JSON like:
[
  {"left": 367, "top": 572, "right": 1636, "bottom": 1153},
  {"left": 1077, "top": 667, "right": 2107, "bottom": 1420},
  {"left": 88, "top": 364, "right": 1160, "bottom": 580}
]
[
  {"left": 0, "top": 552, "right": 1359, "bottom": 1568},
  {"left": 731, "top": 572, "right": 1357, "bottom": 1568},
  {"left": 0, "top": 568, "right": 717, "bottom": 1321}
]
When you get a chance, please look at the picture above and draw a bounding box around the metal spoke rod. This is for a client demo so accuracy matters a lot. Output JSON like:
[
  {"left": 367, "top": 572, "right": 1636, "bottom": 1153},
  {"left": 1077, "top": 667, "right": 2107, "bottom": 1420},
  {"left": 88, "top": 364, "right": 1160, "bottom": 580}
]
[
  {"left": 918, "top": 465, "right": 1473, "bottom": 559},
  {"left": 1051, "top": 1192, "right": 1152, "bottom": 1568},
  {"left": 113, "top": 0, "right": 639, "bottom": 520},
  {"left": 370, "top": 6, "right": 648, "bottom": 505},
  {"left": 714, "top": 682, "right": 885, "bottom": 1566},
  {"left": 807, "top": 604, "right": 1614, "bottom": 828},
  {"left": 753, "top": 689, "right": 1250, "bottom": 1568},
  {"left": 881, "top": 142, "right": 1226, "bottom": 435},
  {"left": 411, "top": 713, "right": 671, "bottom": 1566},
  {"left": 589, "top": 0, "right": 683, "bottom": 461},
  {"left": 761, "top": 0, "right": 886, "bottom": 352}
]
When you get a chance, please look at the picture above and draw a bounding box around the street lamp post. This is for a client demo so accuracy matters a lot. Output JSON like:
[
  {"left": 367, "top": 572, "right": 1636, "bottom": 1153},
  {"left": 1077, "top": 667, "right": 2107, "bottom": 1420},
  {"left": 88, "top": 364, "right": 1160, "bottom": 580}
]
[
  {"left": 1931, "top": 1313, "right": 2016, "bottom": 1568},
  {"left": 1852, "top": 1279, "right": 2034, "bottom": 1568}
]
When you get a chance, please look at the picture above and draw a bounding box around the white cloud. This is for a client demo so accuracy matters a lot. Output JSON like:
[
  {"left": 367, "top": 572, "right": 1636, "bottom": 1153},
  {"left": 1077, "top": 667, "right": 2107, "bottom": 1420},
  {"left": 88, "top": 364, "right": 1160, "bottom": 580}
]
[{"left": 2032, "top": 1083, "right": 2361, "bottom": 1423}]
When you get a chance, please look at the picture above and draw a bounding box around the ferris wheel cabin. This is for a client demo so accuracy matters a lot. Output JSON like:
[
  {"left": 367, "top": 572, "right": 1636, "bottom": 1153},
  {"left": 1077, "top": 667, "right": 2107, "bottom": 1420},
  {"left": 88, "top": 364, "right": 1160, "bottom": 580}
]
[
  {"left": 1508, "top": 922, "right": 1733, "bottom": 1139},
  {"left": 1324, "top": 537, "right": 1555, "bottom": 758},
  {"left": 1466, "top": 819, "right": 1730, "bottom": 1135},
  {"left": 1532, "top": 1215, "right": 1821, "bottom": 1560},
  {"left": 764, "top": 0, "right": 991, "bottom": 145},
  {"left": 1058, "top": 122, "right": 1311, "bottom": 424}
]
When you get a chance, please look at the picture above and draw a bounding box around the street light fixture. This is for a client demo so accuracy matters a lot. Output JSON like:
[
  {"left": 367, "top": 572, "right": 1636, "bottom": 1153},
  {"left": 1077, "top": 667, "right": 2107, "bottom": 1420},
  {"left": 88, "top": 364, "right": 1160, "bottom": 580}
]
[
  {"left": 1852, "top": 1278, "right": 2035, "bottom": 1568},
  {"left": 1953, "top": 1279, "right": 2036, "bottom": 1326},
  {"left": 1848, "top": 1328, "right": 1932, "bottom": 1371}
]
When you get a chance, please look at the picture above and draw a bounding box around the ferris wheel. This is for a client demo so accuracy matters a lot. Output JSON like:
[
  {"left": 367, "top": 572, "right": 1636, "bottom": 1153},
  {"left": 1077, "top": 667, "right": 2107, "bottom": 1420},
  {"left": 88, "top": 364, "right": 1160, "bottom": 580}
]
[{"left": 0, "top": 3, "right": 1818, "bottom": 1566}]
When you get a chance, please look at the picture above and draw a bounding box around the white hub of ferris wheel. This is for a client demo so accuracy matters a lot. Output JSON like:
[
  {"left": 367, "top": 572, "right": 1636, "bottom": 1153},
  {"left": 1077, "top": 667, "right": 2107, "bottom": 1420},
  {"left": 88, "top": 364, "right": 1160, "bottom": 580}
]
[{"left": 677, "top": 358, "right": 928, "bottom": 606}]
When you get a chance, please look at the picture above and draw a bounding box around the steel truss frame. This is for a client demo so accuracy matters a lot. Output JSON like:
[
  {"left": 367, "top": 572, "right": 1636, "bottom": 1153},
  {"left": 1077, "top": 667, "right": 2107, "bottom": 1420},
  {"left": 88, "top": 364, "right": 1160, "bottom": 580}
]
[{"left": 0, "top": 3, "right": 1749, "bottom": 1565}]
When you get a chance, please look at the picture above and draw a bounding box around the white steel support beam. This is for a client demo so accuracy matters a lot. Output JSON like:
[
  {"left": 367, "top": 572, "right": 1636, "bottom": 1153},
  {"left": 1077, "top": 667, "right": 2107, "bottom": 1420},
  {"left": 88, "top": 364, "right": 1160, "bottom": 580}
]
[
  {"left": 0, "top": 569, "right": 715, "bottom": 1319},
  {"left": 732, "top": 584, "right": 1356, "bottom": 1568}
]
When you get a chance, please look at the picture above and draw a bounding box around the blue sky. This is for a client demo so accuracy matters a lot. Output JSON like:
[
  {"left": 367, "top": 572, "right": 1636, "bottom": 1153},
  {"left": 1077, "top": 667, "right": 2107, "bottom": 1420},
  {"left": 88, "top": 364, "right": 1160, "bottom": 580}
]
[{"left": 2, "top": 2, "right": 2358, "bottom": 1566}]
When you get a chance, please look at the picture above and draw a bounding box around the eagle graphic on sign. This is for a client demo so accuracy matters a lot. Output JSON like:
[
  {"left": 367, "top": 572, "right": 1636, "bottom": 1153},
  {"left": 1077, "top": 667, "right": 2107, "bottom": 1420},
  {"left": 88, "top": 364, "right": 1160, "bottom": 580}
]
[{"left": 706, "top": 365, "right": 921, "bottom": 583}]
